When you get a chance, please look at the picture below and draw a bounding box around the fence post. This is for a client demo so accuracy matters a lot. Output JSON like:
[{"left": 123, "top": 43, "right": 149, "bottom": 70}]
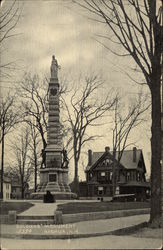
[
  {"left": 8, "top": 211, "right": 16, "bottom": 224},
  {"left": 54, "top": 210, "right": 63, "bottom": 224}
]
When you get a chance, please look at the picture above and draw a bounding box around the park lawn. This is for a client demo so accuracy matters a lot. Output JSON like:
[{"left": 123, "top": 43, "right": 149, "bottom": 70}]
[
  {"left": 56, "top": 201, "right": 150, "bottom": 214},
  {"left": 0, "top": 201, "right": 34, "bottom": 215},
  {"left": 131, "top": 226, "right": 162, "bottom": 239}
]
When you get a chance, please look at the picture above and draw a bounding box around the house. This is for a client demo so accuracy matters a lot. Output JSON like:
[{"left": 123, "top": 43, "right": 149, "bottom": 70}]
[
  {"left": 11, "top": 178, "right": 30, "bottom": 199},
  {"left": 0, "top": 172, "right": 11, "bottom": 200},
  {"left": 82, "top": 146, "right": 150, "bottom": 200},
  {"left": 0, "top": 170, "right": 30, "bottom": 199},
  {"left": 11, "top": 179, "right": 22, "bottom": 199}
]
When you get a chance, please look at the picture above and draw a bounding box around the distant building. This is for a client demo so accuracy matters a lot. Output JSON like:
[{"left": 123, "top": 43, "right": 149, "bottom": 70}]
[
  {"left": 0, "top": 170, "right": 30, "bottom": 200},
  {"left": 81, "top": 147, "right": 150, "bottom": 200},
  {"left": 11, "top": 178, "right": 30, "bottom": 199},
  {"left": 0, "top": 173, "right": 11, "bottom": 200},
  {"left": 11, "top": 179, "right": 22, "bottom": 199}
]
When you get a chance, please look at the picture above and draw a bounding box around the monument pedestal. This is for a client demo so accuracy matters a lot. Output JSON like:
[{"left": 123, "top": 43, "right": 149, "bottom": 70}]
[
  {"left": 33, "top": 146, "right": 76, "bottom": 199},
  {"left": 33, "top": 168, "right": 76, "bottom": 199}
]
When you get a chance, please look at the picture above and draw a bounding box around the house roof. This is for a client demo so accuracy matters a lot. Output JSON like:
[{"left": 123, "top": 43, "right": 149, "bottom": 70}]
[
  {"left": 91, "top": 152, "right": 104, "bottom": 166},
  {"left": 86, "top": 149, "right": 145, "bottom": 172},
  {"left": 85, "top": 152, "right": 105, "bottom": 172},
  {"left": 119, "top": 149, "right": 142, "bottom": 169}
]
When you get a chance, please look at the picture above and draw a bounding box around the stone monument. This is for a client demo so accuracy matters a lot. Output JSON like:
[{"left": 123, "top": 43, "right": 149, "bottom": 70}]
[{"left": 34, "top": 55, "right": 75, "bottom": 199}]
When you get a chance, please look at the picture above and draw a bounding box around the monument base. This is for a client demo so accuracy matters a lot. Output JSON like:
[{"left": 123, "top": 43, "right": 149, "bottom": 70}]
[{"left": 31, "top": 191, "right": 77, "bottom": 200}]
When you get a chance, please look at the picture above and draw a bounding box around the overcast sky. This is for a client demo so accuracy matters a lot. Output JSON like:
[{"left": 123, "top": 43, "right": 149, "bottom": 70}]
[{"left": 1, "top": 0, "right": 151, "bottom": 181}]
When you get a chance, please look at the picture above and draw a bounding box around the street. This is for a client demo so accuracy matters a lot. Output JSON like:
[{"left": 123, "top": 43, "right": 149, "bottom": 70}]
[{"left": 1, "top": 235, "right": 162, "bottom": 250}]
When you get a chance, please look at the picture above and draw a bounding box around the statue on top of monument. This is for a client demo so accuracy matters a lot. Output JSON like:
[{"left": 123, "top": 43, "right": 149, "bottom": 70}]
[{"left": 51, "top": 55, "right": 60, "bottom": 78}]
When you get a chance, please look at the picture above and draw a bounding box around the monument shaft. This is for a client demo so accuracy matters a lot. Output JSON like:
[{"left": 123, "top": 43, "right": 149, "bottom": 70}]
[{"left": 36, "top": 56, "right": 73, "bottom": 198}]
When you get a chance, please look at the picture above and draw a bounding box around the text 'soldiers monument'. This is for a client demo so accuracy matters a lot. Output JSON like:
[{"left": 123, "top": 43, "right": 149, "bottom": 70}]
[{"left": 36, "top": 55, "right": 74, "bottom": 199}]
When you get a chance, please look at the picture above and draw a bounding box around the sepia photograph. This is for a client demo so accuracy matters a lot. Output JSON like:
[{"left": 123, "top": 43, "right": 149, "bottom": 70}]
[{"left": 0, "top": 0, "right": 163, "bottom": 249}]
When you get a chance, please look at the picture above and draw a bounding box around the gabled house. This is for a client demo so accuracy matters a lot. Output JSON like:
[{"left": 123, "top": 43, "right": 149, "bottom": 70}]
[{"left": 84, "top": 146, "right": 150, "bottom": 200}]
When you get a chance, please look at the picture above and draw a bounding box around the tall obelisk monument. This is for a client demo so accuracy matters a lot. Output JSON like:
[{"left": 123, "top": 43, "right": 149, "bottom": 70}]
[{"left": 36, "top": 55, "right": 74, "bottom": 199}]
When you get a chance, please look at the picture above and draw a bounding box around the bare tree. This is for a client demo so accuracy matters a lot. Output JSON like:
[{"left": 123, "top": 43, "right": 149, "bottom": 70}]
[
  {"left": 0, "top": 92, "right": 20, "bottom": 199},
  {"left": 74, "top": 0, "right": 162, "bottom": 226},
  {"left": 111, "top": 93, "right": 150, "bottom": 196},
  {"left": 20, "top": 74, "right": 48, "bottom": 167},
  {"left": 0, "top": 0, "right": 22, "bottom": 78},
  {"left": 11, "top": 126, "right": 33, "bottom": 199},
  {"left": 62, "top": 74, "right": 116, "bottom": 193},
  {"left": 28, "top": 122, "right": 42, "bottom": 192},
  {"left": 20, "top": 73, "right": 70, "bottom": 168}
]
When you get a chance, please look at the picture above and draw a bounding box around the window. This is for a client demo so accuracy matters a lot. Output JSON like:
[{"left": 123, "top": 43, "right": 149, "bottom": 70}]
[
  {"left": 132, "top": 171, "right": 136, "bottom": 181},
  {"left": 101, "top": 172, "right": 106, "bottom": 177},
  {"left": 102, "top": 159, "right": 112, "bottom": 166},
  {"left": 88, "top": 173, "right": 92, "bottom": 181},
  {"left": 98, "top": 186, "right": 104, "bottom": 195},
  {"left": 131, "top": 171, "right": 136, "bottom": 181},
  {"left": 115, "top": 186, "right": 120, "bottom": 195},
  {"left": 127, "top": 172, "right": 130, "bottom": 181},
  {"left": 106, "top": 159, "right": 111, "bottom": 164}
]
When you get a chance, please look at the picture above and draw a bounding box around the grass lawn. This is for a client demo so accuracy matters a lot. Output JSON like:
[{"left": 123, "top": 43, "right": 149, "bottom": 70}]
[
  {"left": 0, "top": 201, "right": 34, "bottom": 215},
  {"left": 131, "top": 227, "right": 162, "bottom": 239},
  {"left": 57, "top": 201, "right": 150, "bottom": 214}
]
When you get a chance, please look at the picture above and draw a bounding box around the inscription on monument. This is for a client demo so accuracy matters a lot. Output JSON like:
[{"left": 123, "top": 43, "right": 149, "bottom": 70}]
[{"left": 49, "top": 174, "right": 57, "bottom": 182}]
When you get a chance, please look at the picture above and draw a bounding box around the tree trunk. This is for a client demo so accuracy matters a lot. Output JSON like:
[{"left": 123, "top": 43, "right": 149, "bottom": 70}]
[
  {"left": 74, "top": 160, "right": 78, "bottom": 183},
  {"left": 150, "top": 80, "right": 161, "bottom": 227},
  {"left": 21, "top": 178, "right": 24, "bottom": 199},
  {"left": 73, "top": 143, "right": 79, "bottom": 183},
  {"left": 34, "top": 163, "right": 37, "bottom": 192},
  {"left": 1, "top": 133, "right": 4, "bottom": 199},
  {"left": 112, "top": 150, "right": 116, "bottom": 197},
  {"left": 72, "top": 156, "right": 79, "bottom": 195},
  {"left": 21, "top": 188, "right": 24, "bottom": 199},
  {"left": 34, "top": 150, "right": 37, "bottom": 192},
  {"left": 161, "top": 102, "right": 163, "bottom": 227}
]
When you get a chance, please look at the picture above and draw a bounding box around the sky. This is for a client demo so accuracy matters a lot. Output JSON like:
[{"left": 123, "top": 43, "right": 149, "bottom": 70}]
[{"left": 1, "top": 0, "right": 152, "bottom": 182}]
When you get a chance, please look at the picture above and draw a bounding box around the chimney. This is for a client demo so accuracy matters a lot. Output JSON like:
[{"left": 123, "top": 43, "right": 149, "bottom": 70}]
[
  {"left": 88, "top": 149, "right": 92, "bottom": 166},
  {"left": 105, "top": 146, "right": 110, "bottom": 152},
  {"left": 133, "top": 147, "right": 137, "bottom": 162}
]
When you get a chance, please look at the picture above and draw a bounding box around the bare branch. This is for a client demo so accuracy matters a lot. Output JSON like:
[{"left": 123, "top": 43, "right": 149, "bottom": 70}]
[{"left": 62, "top": 73, "right": 116, "bottom": 182}]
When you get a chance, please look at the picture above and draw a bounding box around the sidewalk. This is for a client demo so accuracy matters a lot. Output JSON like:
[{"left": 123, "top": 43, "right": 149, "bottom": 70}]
[
  {"left": 19, "top": 203, "right": 59, "bottom": 216},
  {"left": 1, "top": 214, "right": 150, "bottom": 239},
  {"left": 18, "top": 199, "right": 99, "bottom": 216}
]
